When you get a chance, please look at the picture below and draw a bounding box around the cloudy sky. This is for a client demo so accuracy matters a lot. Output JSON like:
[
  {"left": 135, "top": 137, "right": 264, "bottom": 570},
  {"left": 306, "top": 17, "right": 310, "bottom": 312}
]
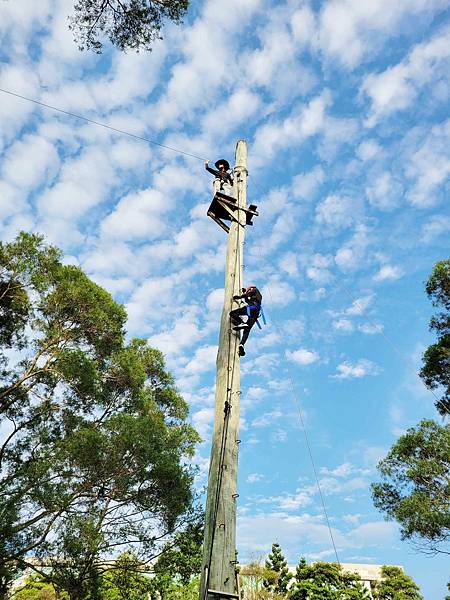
[{"left": 1, "top": 0, "right": 449, "bottom": 596}]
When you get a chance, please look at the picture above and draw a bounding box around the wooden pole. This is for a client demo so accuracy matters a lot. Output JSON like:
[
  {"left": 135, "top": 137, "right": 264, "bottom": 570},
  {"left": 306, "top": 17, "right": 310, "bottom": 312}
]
[{"left": 199, "top": 140, "right": 247, "bottom": 600}]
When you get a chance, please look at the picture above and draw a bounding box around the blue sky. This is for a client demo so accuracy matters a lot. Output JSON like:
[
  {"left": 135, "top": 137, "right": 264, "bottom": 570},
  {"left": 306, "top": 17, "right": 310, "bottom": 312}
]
[{"left": 0, "top": 0, "right": 449, "bottom": 597}]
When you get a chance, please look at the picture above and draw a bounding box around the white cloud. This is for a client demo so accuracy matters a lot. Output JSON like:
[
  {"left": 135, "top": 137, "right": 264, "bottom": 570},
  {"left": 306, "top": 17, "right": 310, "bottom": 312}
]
[
  {"left": 421, "top": 215, "right": 450, "bottom": 243},
  {"left": 2, "top": 134, "right": 59, "bottom": 190},
  {"left": 404, "top": 119, "right": 450, "bottom": 207},
  {"left": 126, "top": 274, "right": 183, "bottom": 334},
  {"left": 305, "top": 253, "right": 333, "bottom": 283},
  {"left": 252, "top": 91, "right": 331, "bottom": 168},
  {"left": 345, "top": 295, "right": 373, "bottom": 316},
  {"left": 183, "top": 344, "right": 218, "bottom": 375},
  {"left": 358, "top": 322, "right": 383, "bottom": 335},
  {"left": 356, "top": 139, "right": 382, "bottom": 161},
  {"left": 291, "top": 166, "right": 325, "bottom": 200},
  {"left": 363, "top": 24, "right": 450, "bottom": 125},
  {"left": 271, "top": 489, "right": 313, "bottom": 511},
  {"left": 286, "top": 348, "right": 320, "bottom": 366},
  {"left": 262, "top": 279, "right": 296, "bottom": 307},
  {"left": 0, "top": 181, "right": 27, "bottom": 221},
  {"left": 373, "top": 265, "right": 403, "bottom": 282},
  {"left": 147, "top": 312, "right": 205, "bottom": 357},
  {"left": 251, "top": 410, "right": 283, "bottom": 429},
  {"left": 335, "top": 225, "right": 371, "bottom": 272},
  {"left": 247, "top": 473, "right": 264, "bottom": 484},
  {"left": 192, "top": 407, "right": 214, "bottom": 439},
  {"left": 345, "top": 521, "right": 397, "bottom": 547},
  {"left": 320, "top": 0, "right": 448, "bottom": 69},
  {"left": 37, "top": 145, "right": 117, "bottom": 222},
  {"left": 278, "top": 252, "right": 298, "bottom": 277},
  {"left": 333, "top": 319, "right": 354, "bottom": 332},
  {"left": 101, "top": 188, "right": 170, "bottom": 241},
  {"left": 332, "top": 358, "right": 380, "bottom": 379},
  {"left": 237, "top": 511, "right": 342, "bottom": 560},
  {"left": 315, "top": 195, "right": 357, "bottom": 230},
  {"left": 366, "top": 171, "right": 403, "bottom": 211},
  {"left": 320, "top": 462, "right": 354, "bottom": 478},
  {"left": 206, "top": 288, "right": 224, "bottom": 314}
]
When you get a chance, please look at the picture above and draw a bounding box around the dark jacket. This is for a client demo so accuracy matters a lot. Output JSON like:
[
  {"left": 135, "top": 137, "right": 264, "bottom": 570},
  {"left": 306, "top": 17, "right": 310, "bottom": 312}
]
[
  {"left": 205, "top": 165, "right": 233, "bottom": 186},
  {"left": 241, "top": 287, "right": 262, "bottom": 306}
]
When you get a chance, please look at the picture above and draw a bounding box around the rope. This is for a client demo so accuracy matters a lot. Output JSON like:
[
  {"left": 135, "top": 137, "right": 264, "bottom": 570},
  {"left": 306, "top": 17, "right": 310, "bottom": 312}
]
[{"left": 0, "top": 87, "right": 207, "bottom": 162}]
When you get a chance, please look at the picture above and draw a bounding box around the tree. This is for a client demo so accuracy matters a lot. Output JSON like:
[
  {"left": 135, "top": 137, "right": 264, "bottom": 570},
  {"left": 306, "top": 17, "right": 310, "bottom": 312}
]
[
  {"left": 240, "top": 559, "right": 282, "bottom": 600},
  {"left": 101, "top": 552, "right": 153, "bottom": 600},
  {"left": 69, "top": 0, "right": 189, "bottom": 53},
  {"left": 420, "top": 259, "right": 450, "bottom": 416},
  {"left": 150, "top": 522, "right": 203, "bottom": 599},
  {"left": 263, "top": 543, "right": 292, "bottom": 595},
  {"left": 371, "top": 566, "right": 423, "bottom": 600},
  {"left": 289, "top": 559, "right": 370, "bottom": 600},
  {"left": 0, "top": 233, "right": 200, "bottom": 596},
  {"left": 13, "top": 574, "right": 68, "bottom": 600},
  {"left": 372, "top": 419, "right": 450, "bottom": 555}
]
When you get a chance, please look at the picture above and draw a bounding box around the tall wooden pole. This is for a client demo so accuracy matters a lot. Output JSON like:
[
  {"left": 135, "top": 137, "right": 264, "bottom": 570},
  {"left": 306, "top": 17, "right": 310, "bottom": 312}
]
[{"left": 199, "top": 140, "right": 247, "bottom": 600}]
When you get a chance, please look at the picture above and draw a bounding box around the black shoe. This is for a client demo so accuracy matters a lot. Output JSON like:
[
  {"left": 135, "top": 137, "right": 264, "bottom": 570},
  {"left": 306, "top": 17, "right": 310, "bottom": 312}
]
[{"left": 238, "top": 345, "right": 246, "bottom": 356}]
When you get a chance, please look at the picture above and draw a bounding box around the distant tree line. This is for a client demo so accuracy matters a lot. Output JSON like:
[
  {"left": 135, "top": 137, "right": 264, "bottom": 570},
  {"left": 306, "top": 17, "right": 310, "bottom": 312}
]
[
  {"left": 239, "top": 542, "right": 422, "bottom": 600},
  {"left": 12, "top": 539, "right": 423, "bottom": 600}
]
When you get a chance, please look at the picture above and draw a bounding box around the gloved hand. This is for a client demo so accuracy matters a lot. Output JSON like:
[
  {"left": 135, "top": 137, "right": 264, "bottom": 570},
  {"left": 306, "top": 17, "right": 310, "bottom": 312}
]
[{"left": 233, "top": 295, "right": 240, "bottom": 301}]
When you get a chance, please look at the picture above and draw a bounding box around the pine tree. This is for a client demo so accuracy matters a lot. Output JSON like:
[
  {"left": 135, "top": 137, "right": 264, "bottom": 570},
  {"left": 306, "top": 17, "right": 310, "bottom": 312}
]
[
  {"left": 290, "top": 560, "right": 370, "bottom": 600},
  {"left": 263, "top": 543, "right": 292, "bottom": 594},
  {"left": 372, "top": 566, "right": 423, "bottom": 600}
]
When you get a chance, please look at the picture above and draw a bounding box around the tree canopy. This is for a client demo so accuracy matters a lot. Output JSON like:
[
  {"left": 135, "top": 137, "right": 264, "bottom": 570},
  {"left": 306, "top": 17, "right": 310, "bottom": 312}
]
[
  {"left": 0, "top": 232, "right": 200, "bottom": 595},
  {"left": 289, "top": 560, "right": 370, "bottom": 600},
  {"left": 420, "top": 258, "right": 450, "bottom": 416},
  {"left": 70, "top": 0, "right": 190, "bottom": 53},
  {"left": 371, "top": 566, "right": 423, "bottom": 600},
  {"left": 372, "top": 419, "right": 450, "bottom": 555}
]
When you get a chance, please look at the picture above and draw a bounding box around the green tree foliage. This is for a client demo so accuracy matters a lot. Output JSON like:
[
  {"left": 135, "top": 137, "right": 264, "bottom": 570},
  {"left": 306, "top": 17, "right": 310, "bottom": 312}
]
[
  {"left": 240, "top": 559, "right": 285, "bottom": 600},
  {"left": 13, "top": 574, "right": 68, "bottom": 599},
  {"left": 289, "top": 560, "right": 370, "bottom": 600},
  {"left": 101, "top": 552, "right": 153, "bottom": 600},
  {"left": 371, "top": 566, "right": 423, "bottom": 600},
  {"left": 372, "top": 420, "right": 450, "bottom": 554},
  {"left": 69, "top": 0, "right": 189, "bottom": 53},
  {"left": 420, "top": 259, "right": 450, "bottom": 416},
  {"left": 149, "top": 522, "right": 203, "bottom": 599},
  {"left": 263, "top": 543, "right": 292, "bottom": 595},
  {"left": 0, "top": 233, "right": 200, "bottom": 593}
]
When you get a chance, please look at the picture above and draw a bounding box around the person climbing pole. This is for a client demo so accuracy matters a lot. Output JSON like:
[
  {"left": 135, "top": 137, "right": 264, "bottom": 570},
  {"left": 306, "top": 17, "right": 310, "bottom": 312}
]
[
  {"left": 230, "top": 285, "right": 263, "bottom": 356},
  {"left": 205, "top": 158, "right": 233, "bottom": 195}
]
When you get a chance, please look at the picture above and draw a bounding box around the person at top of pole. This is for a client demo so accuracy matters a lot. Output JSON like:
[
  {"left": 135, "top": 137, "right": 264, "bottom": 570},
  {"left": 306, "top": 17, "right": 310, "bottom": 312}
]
[
  {"left": 205, "top": 158, "right": 233, "bottom": 195},
  {"left": 230, "top": 285, "right": 263, "bottom": 357}
]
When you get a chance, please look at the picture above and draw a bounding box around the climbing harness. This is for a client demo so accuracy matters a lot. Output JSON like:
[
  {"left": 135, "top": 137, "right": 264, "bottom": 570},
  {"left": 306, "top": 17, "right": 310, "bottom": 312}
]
[{"left": 246, "top": 304, "right": 266, "bottom": 329}]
